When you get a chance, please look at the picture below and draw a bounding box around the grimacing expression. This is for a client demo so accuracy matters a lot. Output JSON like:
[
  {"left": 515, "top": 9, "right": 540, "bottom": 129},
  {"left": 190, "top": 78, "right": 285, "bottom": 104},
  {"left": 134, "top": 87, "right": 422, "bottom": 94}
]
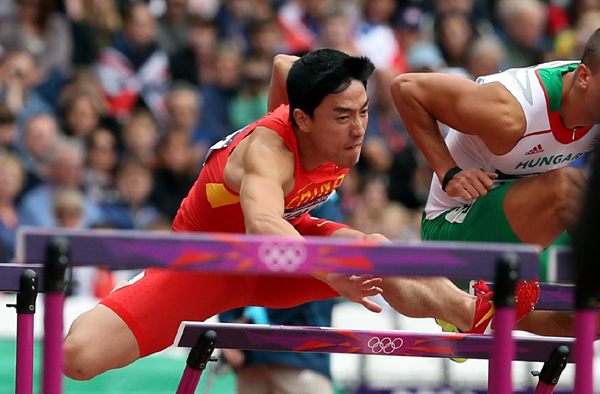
[{"left": 303, "top": 79, "right": 369, "bottom": 169}]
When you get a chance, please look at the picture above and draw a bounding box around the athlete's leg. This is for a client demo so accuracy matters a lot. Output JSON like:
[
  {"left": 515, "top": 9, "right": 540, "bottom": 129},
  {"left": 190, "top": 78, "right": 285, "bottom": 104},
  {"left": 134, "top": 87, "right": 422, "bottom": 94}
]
[
  {"left": 516, "top": 310, "right": 574, "bottom": 337},
  {"left": 63, "top": 304, "right": 139, "bottom": 381},
  {"left": 409, "top": 172, "right": 586, "bottom": 335},
  {"left": 380, "top": 276, "right": 476, "bottom": 332},
  {"left": 504, "top": 166, "right": 585, "bottom": 248},
  {"left": 63, "top": 269, "right": 262, "bottom": 381}
]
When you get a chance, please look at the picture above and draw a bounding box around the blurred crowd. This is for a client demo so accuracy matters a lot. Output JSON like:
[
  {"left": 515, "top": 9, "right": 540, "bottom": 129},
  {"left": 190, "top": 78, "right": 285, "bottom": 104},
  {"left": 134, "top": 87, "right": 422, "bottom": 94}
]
[{"left": 0, "top": 0, "right": 596, "bottom": 272}]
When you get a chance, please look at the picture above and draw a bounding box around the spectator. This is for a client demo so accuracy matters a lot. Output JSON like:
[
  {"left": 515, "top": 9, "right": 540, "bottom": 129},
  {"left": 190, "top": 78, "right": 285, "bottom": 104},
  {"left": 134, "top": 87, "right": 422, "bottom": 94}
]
[
  {"left": 0, "top": 0, "right": 73, "bottom": 77},
  {"left": 364, "top": 0, "right": 397, "bottom": 26},
  {"left": 59, "top": 68, "right": 110, "bottom": 109},
  {"left": 220, "top": 300, "right": 336, "bottom": 394},
  {"left": 101, "top": 159, "right": 162, "bottom": 230},
  {"left": 0, "top": 152, "right": 25, "bottom": 262},
  {"left": 318, "top": 12, "right": 359, "bottom": 56},
  {"left": 497, "top": 0, "right": 550, "bottom": 68},
  {"left": 568, "top": 0, "right": 600, "bottom": 27},
  {"left": 466, "top": 36, "right": 506, "bottom": 80},
  {"left": 361, "top": 70, "right": 428, "bottom": 210},
  {"left": 64, "top": 0, "right": 122, "bottom": 66},
  {"left": 361, "top": 70, "right": 406, "bottom": 176},
  {"left": 95, "top": 2, "right": 171, "bottom": 123},
  {"left": 347, "top": 176, "right": 417, "bottom": 240},
  {"left": 277, "top": 0, "right": 334, "bottom": 54},
  {"left": 121, "top": 110, "right": 159, "bottom": 169},
  {"left": 247, "top": 17, "right": 286, "bottom": 62},
  {"left": 229, "top": 56, "right": 271, "bottom": 129},
  {"left": 394, "top": 6, "right": 425, "bottom": 55},
  {"left": 20, "top": 112, "right": 60, "bottom": 192},
  {"left": 355, "top": 1, "right": 409, "bottom": 74},
  {"left": 60, "top": 90, "right": 104, "bottom": 140},
  {"left": 165, "top": 81, "right": 202, "bottom": 137},
  {"left": 18, "top": 136, "right": 102, "bottom": 228},
  {"left": 0, "top": 50, "right": 55, "bottom": 135},
  {"left": 406, "top": 41, "right": 446, "bottom": 72},
  {"left": 169, "top": 15, "right": 219, "bottom": 86},
  {"left": 215, "top": 0, "right": 260, "bottom": 52},
  {"left": 150, "top": 130, "right": 198, "bottom": 220},
  {"left": 83, "top": 127, "right": 119, "bottom": 204},
  {"left": 199, "top": 42, "right": 242, "bottom": 143},
  {"left": 429, "top": 0, "right": 495, "bottom": 37},
  {"left": 54, "top": 187, "right": 85, "bottom": 229},
  {"left": 54, "top": 186, "right": 115, "bottom": 297},
  {"left": 555, "top": 10, "right": 600, "bottom": 60},
  {"left": 434, "top": 12, "right": 478, "bottom": 71},
  {"left": 156, "top": 0, "right": 190, "bottom": 57},
  {"left": 170, "top": 15, "right": 219, "bottom": 86},
  {"left": 0, "top": 104, "right": 18, "bottom": 153},
  {"left": 165, "top": 81, "right": 209, "bottom": 161}
]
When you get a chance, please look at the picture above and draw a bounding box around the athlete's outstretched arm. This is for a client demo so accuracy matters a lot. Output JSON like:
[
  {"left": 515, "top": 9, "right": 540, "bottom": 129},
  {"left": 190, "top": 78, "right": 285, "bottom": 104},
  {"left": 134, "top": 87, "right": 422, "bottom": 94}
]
[
  {"left": 230, "top": 127, "right": 383, "bottom": 311},
  {"left": 268, "top": 54, "right": 299, "bottom": 112},
  {"left": 235, "top": 128, "right": 301, "bottom": 237},
  {"left": 390, "top": 73, "right": 526, "bottom": 200}
]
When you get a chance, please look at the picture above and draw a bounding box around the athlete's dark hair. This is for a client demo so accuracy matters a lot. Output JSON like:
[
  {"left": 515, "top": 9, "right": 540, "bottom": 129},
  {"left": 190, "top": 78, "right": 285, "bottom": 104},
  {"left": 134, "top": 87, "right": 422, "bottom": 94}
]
[
  {"left": 581, "top": 28, "right": 600, "bottom": 74},
  {"left": 287, "top": 49, "right": 375, "bottom": 126}
]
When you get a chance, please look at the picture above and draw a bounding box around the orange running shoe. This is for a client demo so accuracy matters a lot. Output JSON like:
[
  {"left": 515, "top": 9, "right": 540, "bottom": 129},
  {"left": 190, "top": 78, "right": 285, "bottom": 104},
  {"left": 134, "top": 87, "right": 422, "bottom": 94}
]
[
  {"left": 436, "top": 279, "right": 540, "bottom": 363},
  {"left": 467, "top": 279, "right": 540, "bottom": 334}
]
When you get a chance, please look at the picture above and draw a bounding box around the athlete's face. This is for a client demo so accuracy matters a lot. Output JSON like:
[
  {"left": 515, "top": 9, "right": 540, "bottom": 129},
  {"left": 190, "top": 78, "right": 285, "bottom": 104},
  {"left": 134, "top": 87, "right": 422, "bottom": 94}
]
[{"left": 299, "top": 80, "right": 369, "bottom": 169}]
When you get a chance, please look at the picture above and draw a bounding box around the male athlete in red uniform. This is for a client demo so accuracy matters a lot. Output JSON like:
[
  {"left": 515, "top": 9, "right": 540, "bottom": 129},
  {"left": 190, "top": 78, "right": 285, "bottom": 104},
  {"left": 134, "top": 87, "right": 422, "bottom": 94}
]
[{"left": 63, "top": 49, "right": 389, "bottom": 380}]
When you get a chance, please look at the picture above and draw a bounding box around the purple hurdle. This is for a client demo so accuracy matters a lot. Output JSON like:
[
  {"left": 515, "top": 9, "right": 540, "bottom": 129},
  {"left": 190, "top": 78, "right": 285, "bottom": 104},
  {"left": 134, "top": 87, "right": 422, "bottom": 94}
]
[
  {"left": 489, "top": 253, "right": 519, "bottom": 394},
  {"left": 13, "top": 228, "right": 591, "bottom": 394},
  {"left": 532, "top": 345, "right": 570, "bottom": 394},
  {"left": 42, "top": 237, "right": 69, "bottom": 394},
  {"left": 7, "top": 269, "right": 39, "bottom": 394},
  {"left": 175, "top": 330, "right": 217, "bottom": 394}
]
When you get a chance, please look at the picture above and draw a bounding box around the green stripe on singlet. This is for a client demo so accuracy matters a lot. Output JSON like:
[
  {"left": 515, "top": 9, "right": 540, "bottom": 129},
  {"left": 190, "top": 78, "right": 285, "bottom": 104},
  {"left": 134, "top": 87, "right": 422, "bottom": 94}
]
[{"left": 537, "top": 63, "right": 578, "bottom": 113}]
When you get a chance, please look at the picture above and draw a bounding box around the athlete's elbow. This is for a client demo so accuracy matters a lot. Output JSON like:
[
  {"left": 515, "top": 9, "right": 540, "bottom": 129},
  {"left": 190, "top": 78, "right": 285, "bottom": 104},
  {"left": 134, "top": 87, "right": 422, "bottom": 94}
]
[
  {"left": 390, "top": 74, "right": 411, "bottom": 99},
  {"left": 390, "top": 74, "right": 420, "bottom": 108},
  {"left": 245, "top": 213, "right": 283, "bottom": 235}
]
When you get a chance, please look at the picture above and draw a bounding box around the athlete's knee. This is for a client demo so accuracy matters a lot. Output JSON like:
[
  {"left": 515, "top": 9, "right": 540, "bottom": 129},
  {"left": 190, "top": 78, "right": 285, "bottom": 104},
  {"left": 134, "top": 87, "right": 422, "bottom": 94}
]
[
  {"left": 546, "top": 167, "right": 583, "bottom": 205},
  {"left": 545, "top": 167, "right": 585, "bottom": 226},
  {"left": 63, "top": 334, "right": 101, "bottom": 381}
]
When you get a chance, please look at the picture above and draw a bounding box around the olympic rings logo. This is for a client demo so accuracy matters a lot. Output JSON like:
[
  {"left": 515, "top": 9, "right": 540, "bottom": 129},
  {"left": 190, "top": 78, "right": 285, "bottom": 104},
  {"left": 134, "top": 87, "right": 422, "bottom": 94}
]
[
  {"left": 367, "top": 336, "right": 404, "bottom": 354},
  {"left": 258, "top": 242, "right": 307, "bottom": 272}
]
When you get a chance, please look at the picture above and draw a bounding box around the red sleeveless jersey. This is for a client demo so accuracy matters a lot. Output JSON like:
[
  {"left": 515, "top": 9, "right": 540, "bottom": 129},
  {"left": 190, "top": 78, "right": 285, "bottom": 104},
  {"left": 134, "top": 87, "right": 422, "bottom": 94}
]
[{"left": 172, "top": 105, "right": 350, "bottom": 233}]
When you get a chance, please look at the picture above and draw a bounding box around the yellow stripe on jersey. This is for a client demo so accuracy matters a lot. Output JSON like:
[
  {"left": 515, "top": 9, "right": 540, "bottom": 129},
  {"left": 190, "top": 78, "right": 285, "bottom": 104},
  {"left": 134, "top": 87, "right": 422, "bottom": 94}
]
[{"left": 206, "top": 183, "right": 240, "bottom": 208}]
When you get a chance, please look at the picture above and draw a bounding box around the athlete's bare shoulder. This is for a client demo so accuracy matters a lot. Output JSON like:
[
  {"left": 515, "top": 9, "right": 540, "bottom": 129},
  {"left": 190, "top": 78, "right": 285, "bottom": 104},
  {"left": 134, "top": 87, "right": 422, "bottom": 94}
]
[{"left": 224, "top": 126, "right": 295, "bottom": 193}]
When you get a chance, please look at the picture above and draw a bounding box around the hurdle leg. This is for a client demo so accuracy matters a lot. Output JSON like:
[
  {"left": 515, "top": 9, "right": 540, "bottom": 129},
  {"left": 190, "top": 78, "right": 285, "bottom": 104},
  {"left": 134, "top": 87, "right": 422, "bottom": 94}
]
[
  {"left": 176, "top": 330, "right": 217, "bottom": 394},
  {"left": 489, "top": 253, "right": 519, "bottom": 394},
  {"left": 573, "top": 294, "right": 597, "bottom": 394},
  {"left": 7, "top": 269, "right": 39, "bottom": 394},
  {"left": 530, "top": 345, "right": 570, "bottom": 394},
  {"left": 43, "top": 238, "right": 70, "bottom": 394}
]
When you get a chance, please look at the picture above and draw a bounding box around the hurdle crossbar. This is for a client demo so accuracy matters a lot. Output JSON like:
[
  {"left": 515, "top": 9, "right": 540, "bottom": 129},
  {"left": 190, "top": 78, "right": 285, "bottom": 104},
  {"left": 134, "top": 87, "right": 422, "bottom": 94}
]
[
  {"left": 547, "top": 247, "right": 573, "bottom": 283},
  {"left": 16, "top": 227, "right": 542, "bottom": 280},
  {"left": 0, "top": 264, "right": 45, "bottom": 292},
  {"left": 174, "top": 322, "right": 574, "bottom": 363}
]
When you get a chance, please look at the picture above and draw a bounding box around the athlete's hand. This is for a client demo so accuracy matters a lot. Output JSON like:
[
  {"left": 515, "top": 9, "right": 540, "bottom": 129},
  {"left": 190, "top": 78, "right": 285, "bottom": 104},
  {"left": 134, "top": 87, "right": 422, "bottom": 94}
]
[
  {"left": 322, "top": 273, "right": 384, "bottom": 313},
  {"left": 444, "top": 168, "right": 498, "bottom": 201}
]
